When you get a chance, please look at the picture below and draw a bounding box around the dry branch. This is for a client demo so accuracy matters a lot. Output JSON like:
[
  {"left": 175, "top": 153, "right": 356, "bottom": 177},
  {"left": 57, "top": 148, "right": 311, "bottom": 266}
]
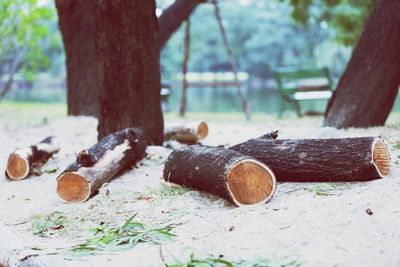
[
  {"left": 163, "top": 145, "right": 276, "bottom": 206},
  {"left": 230, "top": 134, "right": 390, "bottom": 182},
  {"left": 57, "top": 128, "right": 147, "bottom": 203},
  {"left": 164, "top": 121, "right": 208, "bottom": 143},
  {"left": 6, "top": 137, "right": 59, "bottom": 180}
]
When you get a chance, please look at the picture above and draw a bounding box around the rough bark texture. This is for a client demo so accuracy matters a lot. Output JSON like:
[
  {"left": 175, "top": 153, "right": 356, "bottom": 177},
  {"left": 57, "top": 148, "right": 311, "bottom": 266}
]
[
  {"left": 230, "top": 136, "right": 390, "bottom": 182},
  {"left": 163, "top": 145, "right": 276, "bottom": 206},
  {"left": 55, "top": 0, "right": 99, "bottom": 117},
  {"left": 57, "top": 128, "right": 147, "bottom": 202},
  {"left": 6, "top": 137, "right": 59, "bottom": 180},
  {"left": 56, "top": 0, "right": 202, "bottom": 118},
  {"left": 164, "top": 121, "right": 209, "bottom": 143},
  {"left": 92, "top": 0, "right": 163, "bottom": 144},
  {"left": 324, "top": 0, "right": 400, "bottom": 128}
]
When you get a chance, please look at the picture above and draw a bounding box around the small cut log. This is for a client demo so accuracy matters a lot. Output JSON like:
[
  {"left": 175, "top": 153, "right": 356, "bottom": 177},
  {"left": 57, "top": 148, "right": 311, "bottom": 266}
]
[
  {"left": 6, "top": 137, "right": 59, "bottom": 180},
  {"left": 230, "top": 134, "right": 390, "bottom": 182},
  {"left": 57, "top": 128, "right": 147, "bottom": 203},
  {"left": 164, "top": 121, "right": 208, "bottom": 143},
  {"left": 163, "top": 145, "right": 276, "bottom": 206}
]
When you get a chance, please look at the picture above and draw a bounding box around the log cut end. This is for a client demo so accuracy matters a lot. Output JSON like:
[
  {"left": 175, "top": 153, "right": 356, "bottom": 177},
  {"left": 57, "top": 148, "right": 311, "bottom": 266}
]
[
  {"left": 6, "top": 154, "right": 29, "bottom": 180},
  {"left": 372, "top": 138, "right": 390, "bottom": 177},
  {"left": 227, "top": 159, "right": 276, "bottom": 206},
  {"left": 197, "top": 121, "right": 209, "bottom": 139},
  {"left": 57, "top": 172, "right": 90, "bottom": 202}
]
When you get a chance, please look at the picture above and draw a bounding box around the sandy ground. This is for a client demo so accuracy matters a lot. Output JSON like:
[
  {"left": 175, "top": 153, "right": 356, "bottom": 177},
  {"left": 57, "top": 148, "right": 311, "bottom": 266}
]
[{"left": 0, "top": 115, "right": 399, "bottom": 267}]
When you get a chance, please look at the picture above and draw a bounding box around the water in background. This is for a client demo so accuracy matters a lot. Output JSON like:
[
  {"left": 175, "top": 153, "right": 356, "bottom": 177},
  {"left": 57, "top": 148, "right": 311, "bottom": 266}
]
[
  {"left": 167, "top": 86, "right": 400, "bottom": 114},
  {"left": 5, "top": 85, "right": 400, "bottom": 115}
]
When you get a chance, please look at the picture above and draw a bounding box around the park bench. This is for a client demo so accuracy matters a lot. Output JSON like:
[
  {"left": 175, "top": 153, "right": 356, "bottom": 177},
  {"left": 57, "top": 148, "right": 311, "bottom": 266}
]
[
  {"left": 274, "top": 67, "right": 334, "bottom": 117},
  {"left": 161, "top": 82, "right": 171, "bottom": 112}
]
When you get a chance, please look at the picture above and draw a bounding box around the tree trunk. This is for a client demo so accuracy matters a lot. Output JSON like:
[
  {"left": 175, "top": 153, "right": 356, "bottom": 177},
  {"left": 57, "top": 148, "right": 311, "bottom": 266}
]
[
  {"left": 56, "top": 0, "right": 202, "bottom": 118},
  {"left": 55, "top": 0, "right": 99, "bottom": 117},
  {"left": 57, "top": 128, "right": 147, "bottom": 203},
  {"left": 230, "top": 135, "right": 391, "bottom": 182},
  {"left": 163, "top": 145, "right": 276, "bottom": 206},
  {"left": 6, "top": 137, "right": 59, "bottom": 180},
  {"left": 324, "top": 0, "right": 400, "bottom": 128},
  {"left": 92, "top": 0, "right": 164, "bottom": 144},
  {"left": 179, "top": 19, "right": 190, "bottom": 117}
]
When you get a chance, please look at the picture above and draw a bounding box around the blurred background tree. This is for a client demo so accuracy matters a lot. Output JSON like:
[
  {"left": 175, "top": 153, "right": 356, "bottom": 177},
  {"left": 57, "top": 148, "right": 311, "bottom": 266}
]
[
  {"left": 0, "top": 0, "right": 62, "bottom": 99},
  {"left": 3, "top": 0, "right": 397, "bottom": 117}
]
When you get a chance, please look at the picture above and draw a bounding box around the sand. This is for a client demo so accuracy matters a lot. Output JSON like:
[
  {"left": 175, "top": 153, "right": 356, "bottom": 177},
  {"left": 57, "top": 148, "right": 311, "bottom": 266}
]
[{"left": 0, "top": 115, "right": 399, "bottom": 267}]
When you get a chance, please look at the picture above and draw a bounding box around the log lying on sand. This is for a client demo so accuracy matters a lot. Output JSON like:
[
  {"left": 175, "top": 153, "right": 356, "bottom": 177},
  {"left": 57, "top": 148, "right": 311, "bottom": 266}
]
[
  {"left": 163, "top": 145, "right": 276, "bottom": 206},
  {"left": 230, "top": 134, "right": 390, "bottom": 182},
  {"left": 6, "top": 137, "right": 59, "bottom": 180},
  {"left": 164, "top": 121, "right": 208, "bottom": 143},
  {"left": 57, "top": 128, "right": 147, "bottom": 203}
]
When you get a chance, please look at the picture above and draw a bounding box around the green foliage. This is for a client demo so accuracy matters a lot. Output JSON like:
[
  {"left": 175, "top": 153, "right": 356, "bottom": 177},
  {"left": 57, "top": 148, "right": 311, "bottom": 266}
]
[
  {"left": 164, "top": 253, "right": 298, "bottom": 267},
  {"left": 31, "top": 211, "right": 66, "bottom": 237},
  {"left": 0, "top": 0, "right": 62, "bottom": 91},
  {"left": 71, "top": 214, "right": 175, "bottom": 255},
  {"left": 160, "top": 1, "right": 352, "bottom": 79},
  {"left": 286, "top": 0, "right": 375, "bottom": 46}
]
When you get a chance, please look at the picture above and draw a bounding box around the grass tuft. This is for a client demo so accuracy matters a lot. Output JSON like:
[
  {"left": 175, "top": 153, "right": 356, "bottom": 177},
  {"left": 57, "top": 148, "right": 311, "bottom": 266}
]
[
  {"left": 31, "top": 211, "right": 66, "bottom": 237},
  {"left": 164, "top": 253, "right": 298, "bottom": 267},
  {"left": 71, "top": 213, "right": 175, "bottom": 255}
]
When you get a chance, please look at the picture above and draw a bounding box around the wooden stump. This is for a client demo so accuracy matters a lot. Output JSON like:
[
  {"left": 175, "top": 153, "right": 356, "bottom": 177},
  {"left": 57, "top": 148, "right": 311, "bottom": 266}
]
[
  {"left": 164, "top": 121, "right": 208, "bottom": 143},
  {"left": 163, "top": 145, "right": 276, "bottom": 206},
  {"left": 6, "top": 137, "right": 60, "bottom": 180},
  {"left": 230, "top": 136, "right": 390, "bottom": 182},
  {"left": 57, "top": 128, "right": 147, "bottom": 203}
]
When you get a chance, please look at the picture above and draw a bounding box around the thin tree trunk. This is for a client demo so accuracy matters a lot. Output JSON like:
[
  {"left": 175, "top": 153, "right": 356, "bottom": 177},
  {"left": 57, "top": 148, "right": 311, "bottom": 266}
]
[
  {"left": 0, "top": 52, "right": 22, "bottom": 100},
  {"left": 158, "top": 0, "right": 203, "bottom": 49},
  {"left": 324, "top": 0, "right": 400, "bottom": 128},
  {"left": 56, "top": 0, "right": 203, "bottom": 118},
  {"left": 92, "top": 0, "right": 164, "bottom": 144},
  {"left": 213, "top": 0, "right": 251, "bottom": 120},
  {"left": 180, "top": 19, "right": 190, "bottom": 117}
]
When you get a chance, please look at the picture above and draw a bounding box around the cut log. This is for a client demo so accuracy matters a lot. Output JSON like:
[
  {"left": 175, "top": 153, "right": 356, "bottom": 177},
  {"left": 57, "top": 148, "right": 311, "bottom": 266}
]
[
  {"left": 6, "top": 137, "right": 60, "bottom": 180},
  {"left": 164, "top": 121, "right": 208, "bottom": 143},
  {"left": 230, "top": 135, "right": 391, "bottom": 182},
  {"left": 57, "top": 128, "right": 147, "bottom": 203},
  {"left": 163, "top": 145, "right": 276, "bottom": 206}
]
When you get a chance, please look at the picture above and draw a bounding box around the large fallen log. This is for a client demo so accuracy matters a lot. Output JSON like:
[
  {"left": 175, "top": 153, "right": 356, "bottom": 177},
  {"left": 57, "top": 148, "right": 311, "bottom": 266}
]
[
  {"left": 164, "top": 121, "right": 208, "bottom": 143},
  {"left": 163, "top": 145, "right": 276, "bottom": 206},
  {"left": 6, "top": 137, "right": 60, "bottom": 180},
  {"left": 230, "top": 134, "right": 390, "bottom": 182},
  {"left": 57, "top": 128, "right": 147, "bottom": 203}
]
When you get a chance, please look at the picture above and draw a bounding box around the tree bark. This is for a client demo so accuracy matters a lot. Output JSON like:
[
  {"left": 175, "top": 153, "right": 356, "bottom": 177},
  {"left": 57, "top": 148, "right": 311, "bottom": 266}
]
[
  {"left": 56, "top": 0, "right": 202, "bottom": 118},
  {"left": 164, "top": 121, "right": 208, "bottom": 143},
  {"left": 55, "top": 0, "right": 99, "bottom": 117},
  {"left": 324, "top": 0, "right": 400, "bottom": 128},
  {"left": 6, "top": 137, "right": 60, "bottom": 180},
  {"left": 163, "top": 145, "right": 276, "bottom": 206},
  {"left": 230, "top": 135, "right": 391, "bottom": 182},
  {"left": 92, "top": 0, "right": 164, "bottom": 144},
  {"left": 57, "top": 128, "right": 147, "bottom": 203}
]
